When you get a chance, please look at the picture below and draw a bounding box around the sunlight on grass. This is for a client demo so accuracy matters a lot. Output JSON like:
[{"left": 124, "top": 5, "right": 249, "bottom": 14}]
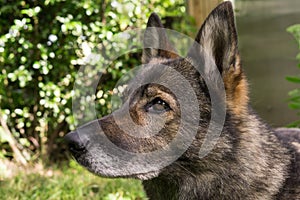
[{"left": 0, "top": 160, "right": 146, "bottom": 200}]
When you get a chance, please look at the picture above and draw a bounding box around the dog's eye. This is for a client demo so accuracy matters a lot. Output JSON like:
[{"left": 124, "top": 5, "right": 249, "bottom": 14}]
[{"left": 147, "top": 98, "right": 170, "bottom": 114}]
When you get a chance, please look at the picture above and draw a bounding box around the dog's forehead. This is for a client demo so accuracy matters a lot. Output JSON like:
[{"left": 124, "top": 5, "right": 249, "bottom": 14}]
[
  {"left": 138, "top": 58, "right": 185, "bottom": 82},
  {"left": 124, "top": 57, "right": 194, "bottom": 95},
  {"left": 144, "top": 57, "right": 186, "bottom": 74}
]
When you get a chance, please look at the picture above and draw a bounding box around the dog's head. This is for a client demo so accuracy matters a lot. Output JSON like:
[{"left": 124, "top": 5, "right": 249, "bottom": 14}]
[{"left": 65, "top": 2, "right": 248, "bottom": 180}]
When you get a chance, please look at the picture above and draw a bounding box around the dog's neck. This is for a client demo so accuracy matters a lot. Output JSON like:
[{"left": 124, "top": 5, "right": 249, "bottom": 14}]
[
  {"left": 143, "top": 172, "right": 251, "bottom": 200},
  {"left": 143, "top": 166, "right": 284, "bottom": 200},
  {"left": 142, "top": 113, "right": 291, "bottom": 200}
]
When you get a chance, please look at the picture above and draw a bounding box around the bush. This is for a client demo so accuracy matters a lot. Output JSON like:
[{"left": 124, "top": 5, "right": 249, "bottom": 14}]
[
  {"left": 286, "top": 24, "right": 300, "bottom": 127},
  {"left": 0, "top": 0, "right": 194, "bottom": 163}
]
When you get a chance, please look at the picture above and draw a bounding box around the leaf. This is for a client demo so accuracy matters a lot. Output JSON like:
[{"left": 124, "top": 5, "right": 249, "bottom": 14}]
[
  {"left": 286, "top": 120, "right": 300, "bottom": 128},
  {"left": 297, "top": 52, "right": 300, "bottom": 61},
  {"left": 286, "top": 76, "right": 300, "bottom": 83},
  {"left": 287, "top": 24, "right": 300, "bottom": 34},
  {"left": 287, "top": 95, "right": 300, "bottom": 102},
  {"left": 288, "top": 102, "right": 300, "bottom": 110},
  {"left": 287, "top": 24, "right": 300, "bottom": 49}
]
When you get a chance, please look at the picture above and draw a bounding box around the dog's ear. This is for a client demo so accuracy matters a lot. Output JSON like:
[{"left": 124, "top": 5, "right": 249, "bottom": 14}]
[
  {"left": 142, "top": 13, "right": 178, "bottom": 63},
  {"left": 188, "top": 2, "right": 238, "bottom": 73},
  {"left": 188, "top": 2, "right": 249, "bottom": 115}
]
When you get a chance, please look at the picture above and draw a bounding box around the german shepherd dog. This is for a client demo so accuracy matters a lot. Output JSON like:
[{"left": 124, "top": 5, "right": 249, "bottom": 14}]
[{"left": 65, "top": 2, "right": 300, "bottom": 199}]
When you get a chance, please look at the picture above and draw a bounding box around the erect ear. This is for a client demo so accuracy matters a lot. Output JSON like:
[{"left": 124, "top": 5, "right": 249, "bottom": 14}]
[
  {"left": 188, "top": 1, "right": 238, "bottom": 73},
  {"left": 188, "top": 2, "right": 249, "bottom": 115},
  {"left": 142, "top": 13, "right": 178, "bottom": 63}
]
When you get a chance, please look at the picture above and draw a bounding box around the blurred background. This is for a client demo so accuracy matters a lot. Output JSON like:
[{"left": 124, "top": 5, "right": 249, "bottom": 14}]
[{"left": 0, "top": 0, "right": 300, "bottom": 199}]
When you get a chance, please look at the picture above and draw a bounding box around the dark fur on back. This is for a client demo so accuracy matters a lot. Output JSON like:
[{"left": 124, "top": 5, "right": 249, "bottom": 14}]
[
  {"left": 274, "top": 128, "right": 300, "bottom": 198},
  {"left": 65, "top": 2, "right": 300, "bottom": 199}
]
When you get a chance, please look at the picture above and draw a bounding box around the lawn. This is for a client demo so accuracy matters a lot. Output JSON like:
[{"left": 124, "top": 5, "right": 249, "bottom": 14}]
[{"left": 0, "top": 160, "right": 146, "bottom": 200}]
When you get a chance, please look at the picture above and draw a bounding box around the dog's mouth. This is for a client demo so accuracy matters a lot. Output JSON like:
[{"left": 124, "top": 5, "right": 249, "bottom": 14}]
[
  {"left": 65, "top": 129, "right": 162, "bottom": 180},
  {"left": 73, "top": 152, "right": 160, "bottom": 180}
]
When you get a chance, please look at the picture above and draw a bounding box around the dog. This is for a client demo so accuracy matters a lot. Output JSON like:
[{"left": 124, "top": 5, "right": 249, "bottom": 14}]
[{"left": 65, "top": 2, "right": 300, "bottom": 199}]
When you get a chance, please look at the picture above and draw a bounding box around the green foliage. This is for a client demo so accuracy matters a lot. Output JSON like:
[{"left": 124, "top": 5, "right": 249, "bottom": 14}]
[
  {"left": 0, "top": 160, "right": 146, "bottom": 199},
  {"left": 0, "top": 1, "right": 194, "bottom": 161},
  {"left": 286, "top": 24, "right": 300, "bottom": 127}
]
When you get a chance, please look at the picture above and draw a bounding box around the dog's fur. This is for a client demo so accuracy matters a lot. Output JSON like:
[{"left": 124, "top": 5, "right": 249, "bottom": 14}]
[{"left": 65, "top": 2, "right": 300, "bottom": 199}]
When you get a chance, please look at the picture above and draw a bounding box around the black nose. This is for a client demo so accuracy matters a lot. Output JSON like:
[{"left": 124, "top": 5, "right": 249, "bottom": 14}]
[{"left": 64, "top": 131, "right": 89, "bottom": 153}]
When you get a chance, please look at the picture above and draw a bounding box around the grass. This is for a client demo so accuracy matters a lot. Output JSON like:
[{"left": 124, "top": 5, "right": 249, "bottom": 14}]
[{"left": 0, "top": 160, "right": 147, "bottom": 200}]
